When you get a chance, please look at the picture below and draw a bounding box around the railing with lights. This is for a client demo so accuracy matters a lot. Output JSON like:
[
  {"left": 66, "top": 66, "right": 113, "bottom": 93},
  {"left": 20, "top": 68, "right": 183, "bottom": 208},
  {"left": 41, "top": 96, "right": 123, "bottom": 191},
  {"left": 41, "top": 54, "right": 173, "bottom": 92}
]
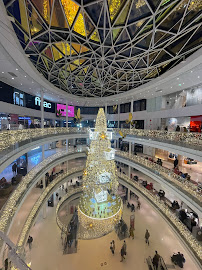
[
  {"left": 56, "top": 187, "right": 83, "bottom": 233},
  {"left": 16, "top": 170, "right": 83, "bottom": 254},
  {"left": 0, "top": 150, "right": 85, "bottom": 252},
  {"left": 116, "top": 151, "right": 202, "bottom": 206},
  {"left": 0, "top": 127, "right": 88, "bottom": 152},
  {"left": 114, "top": 128, "right": 202, "bottom": 148},
  {"left": 1, "top": 127, "right": 202, "bottom": 156},
  {"left": 13, "top": 168, "right": 202, "bottom": 266},
  {"left": 117, "top": 172, "right": 202, "bottom": 265}
]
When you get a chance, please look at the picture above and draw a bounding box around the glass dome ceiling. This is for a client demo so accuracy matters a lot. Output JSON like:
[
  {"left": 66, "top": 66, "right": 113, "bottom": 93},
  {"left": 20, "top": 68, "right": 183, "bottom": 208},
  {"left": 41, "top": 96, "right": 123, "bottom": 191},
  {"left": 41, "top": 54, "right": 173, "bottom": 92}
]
[{"left": 4, "top": 0, "right": 202, "bottom": 97}]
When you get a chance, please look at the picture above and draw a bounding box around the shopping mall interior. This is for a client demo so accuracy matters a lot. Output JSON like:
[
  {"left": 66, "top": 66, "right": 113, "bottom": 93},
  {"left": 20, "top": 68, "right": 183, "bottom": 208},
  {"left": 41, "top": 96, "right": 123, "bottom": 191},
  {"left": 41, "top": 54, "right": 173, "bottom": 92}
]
[{"left": 0, "top": 0, "right": 202, "bottom": 269}]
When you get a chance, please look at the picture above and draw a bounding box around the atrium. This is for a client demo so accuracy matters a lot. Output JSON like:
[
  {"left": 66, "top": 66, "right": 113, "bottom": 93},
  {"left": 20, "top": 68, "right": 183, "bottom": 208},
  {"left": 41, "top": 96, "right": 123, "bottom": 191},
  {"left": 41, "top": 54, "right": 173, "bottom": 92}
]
[{"left": 0, "top": 0, "right": 202, "bottom": 269}]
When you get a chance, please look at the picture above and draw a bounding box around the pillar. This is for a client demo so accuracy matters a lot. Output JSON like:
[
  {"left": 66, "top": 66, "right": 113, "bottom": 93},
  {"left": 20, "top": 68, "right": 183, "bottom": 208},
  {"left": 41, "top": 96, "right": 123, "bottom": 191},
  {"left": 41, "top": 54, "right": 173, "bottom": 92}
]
[
  {"left": 130, "top": 100, "right": 133, "bottom": 129},
  {"left": 66, "top": 138, "right": 68, "bottom": 152},
  {"left": 66, "top": 100, "right": 68, "bottom": 128},
  {"left": 128, "top": 166, "right": 131, "bottom": 178},
  {"left": 40, "top": 90, "right": 44, "bottom": 129},
  {"left": 105, "top": 103, "right": 107, "bottom": 121},
  {"left": 127, "top": 188, "right": 130, "bottom": 201},
  {"left": 118, "top": 103, "right": 120, "bottom": 128},
  {"left": 129, "top": 142, "right": 132, "bottom": 155}
]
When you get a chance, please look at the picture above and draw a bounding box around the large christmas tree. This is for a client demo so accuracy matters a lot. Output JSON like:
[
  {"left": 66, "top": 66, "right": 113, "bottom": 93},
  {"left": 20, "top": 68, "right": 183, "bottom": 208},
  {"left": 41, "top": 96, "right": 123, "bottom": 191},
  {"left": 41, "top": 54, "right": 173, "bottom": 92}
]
[{"left": 78, "top": 108, "right": 122, "bottom": 239}]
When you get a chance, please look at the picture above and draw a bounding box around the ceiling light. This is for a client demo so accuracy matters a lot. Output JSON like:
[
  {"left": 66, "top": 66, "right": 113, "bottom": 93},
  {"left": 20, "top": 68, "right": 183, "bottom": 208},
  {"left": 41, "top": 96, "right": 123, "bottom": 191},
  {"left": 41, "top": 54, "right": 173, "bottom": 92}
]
[
  {"left": 2, "top": 72, "right": 4, "bottom": 74},
  {"left": 24, "top": 75, "right": 26, "bottom": 77},
  {"left": 32, "top": 81, "right": 34, "bottom": 83},
  {"left": 191, "top": 71, "right": 193, "bottom": 73},
  {"left": 12, "top": 77, "right": 14, "bottom": 80},
  {"left": 16, "top": 68, "right": 18, "bottom": 71},
  {"left": 177, "top": 78, "right": 179, "bottom": 80},
  {"left": 179, "top": 84, "right": 181, "bottom": 86},
  {"left": 21, "top": 83, "right": 22, "bottom": 85},
  {"left": 171, "top": 86, "right": 172, "bottom": 88},
  {"left": 198, "top": 76, "right": 200, "bottom": 78},
  {"left": 29, "top": 88, "right": 31, "bottom": 89}
]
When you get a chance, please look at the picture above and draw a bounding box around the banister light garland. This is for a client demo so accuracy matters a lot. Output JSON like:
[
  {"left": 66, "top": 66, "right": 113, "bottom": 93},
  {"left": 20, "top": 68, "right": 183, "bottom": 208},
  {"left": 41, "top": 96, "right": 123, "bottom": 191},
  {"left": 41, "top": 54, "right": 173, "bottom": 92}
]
[{"left": 116, "top": 151, "right": 202, "bottom": 204}]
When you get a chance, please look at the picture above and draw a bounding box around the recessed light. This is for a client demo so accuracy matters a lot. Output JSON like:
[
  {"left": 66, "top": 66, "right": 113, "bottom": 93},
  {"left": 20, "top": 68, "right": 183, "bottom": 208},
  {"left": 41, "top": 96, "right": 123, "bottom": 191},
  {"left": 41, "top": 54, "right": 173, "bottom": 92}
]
[
  {"left": 179, "top": 84, "right": 181, "bottom": 86},
  {"left": 198, "top": 76, "right": 200, "bottom": 78},
  {"left": 32, "top": 81, "right": 34, "bottom": 83},
  {"left": 24, "top": 76, "right": 26, "bottom": 77},
  {"left": 21, "top": 83, "right": 22, "bottom": 85},
  {"left": 183, "top": 83, "right": 184, "bottom": 84},
  {"left": 2, "top": 72, "right": 4, "bottom": 74},
  {"left": 29, "top": 88, "right": 31, "bottom": 89},
  {"left": 16, "top": 68, "right": 18, "bottom": 71},
  {"left": 191, "top": 71, "right": 193, "bottom": 73},
  {"left": 12, "top": 77, "right": 14, "bottom": 80},
  {"left": 177, "top": 78, "right": 179, "bottom": 80},
  {"left": 171, "top": 86, "right": 172, "bottom": 88}
]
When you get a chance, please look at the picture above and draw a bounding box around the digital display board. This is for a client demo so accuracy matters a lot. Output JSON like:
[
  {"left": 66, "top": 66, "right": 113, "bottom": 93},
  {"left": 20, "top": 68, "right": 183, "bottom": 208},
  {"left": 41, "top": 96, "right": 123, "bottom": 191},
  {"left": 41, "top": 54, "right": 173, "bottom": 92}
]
[{"left": 56, "top": 104, "right": 74, "bottom": 117}]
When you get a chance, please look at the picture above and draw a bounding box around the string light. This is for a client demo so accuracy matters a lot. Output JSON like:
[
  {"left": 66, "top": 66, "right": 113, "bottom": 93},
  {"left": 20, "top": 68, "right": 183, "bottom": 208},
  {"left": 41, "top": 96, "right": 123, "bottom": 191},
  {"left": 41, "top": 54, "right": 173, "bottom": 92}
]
[
  {"left": 17, "top": 168, "right": 84, "bottom": 252},
  {"left": 116, "top": 151, "right": 202, "bottom": 204},
  {"left": 118, "top": 172, "right": 202, "bottom": 262},
  {"left": 0, "top": 150, "right": 85, "bottom": 251},
  {"left": 78, "top": 108, "right": 122, "bottom": 239}
]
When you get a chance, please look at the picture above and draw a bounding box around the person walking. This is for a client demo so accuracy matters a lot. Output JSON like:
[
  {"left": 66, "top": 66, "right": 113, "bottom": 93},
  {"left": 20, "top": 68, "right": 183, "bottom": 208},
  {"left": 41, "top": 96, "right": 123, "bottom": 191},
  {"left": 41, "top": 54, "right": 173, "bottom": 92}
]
[
  {"left": 120, "top": 246, "right": 125, "bottom": 262},
  {"left": 153, "top": 250, "right": 160, "bottom": 270},
  {"left": 137, "top": 200, "right": 141, "bottom": 210},
  {"left": 174, "top": 158, "right": 178, "bottom": 169},
  {"left": 110, "top": 240, "right": 115, "bottom": 255},
  {"left": 129, "top": 226, "right": 134, "bottom": 239},
  {"left": 145, "top": 229, "right": 150, "bottom": 245},
  {"left": 27, "top": 235, "right": 33, "bottom": 250},
  {"left": 122, "top": 240, "right": 127, "bottom": 254},
  {"left": 12, "top": 163, "right": 17, "bottom": 176}
]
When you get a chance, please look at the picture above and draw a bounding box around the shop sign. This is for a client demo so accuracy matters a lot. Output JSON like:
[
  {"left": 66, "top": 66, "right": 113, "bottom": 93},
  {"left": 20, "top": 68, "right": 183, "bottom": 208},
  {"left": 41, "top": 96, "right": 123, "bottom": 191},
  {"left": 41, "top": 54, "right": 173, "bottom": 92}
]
[{"left": 35, "top": 97, "right": 51, "bottom": 108}]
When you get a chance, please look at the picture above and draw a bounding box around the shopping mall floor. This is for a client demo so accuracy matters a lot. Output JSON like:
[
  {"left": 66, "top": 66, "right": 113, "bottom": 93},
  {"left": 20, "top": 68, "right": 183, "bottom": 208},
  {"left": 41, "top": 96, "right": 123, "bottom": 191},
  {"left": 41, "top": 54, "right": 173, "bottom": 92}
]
[{"left": 23, "top": 189, "right": 199, "bottom": 270}]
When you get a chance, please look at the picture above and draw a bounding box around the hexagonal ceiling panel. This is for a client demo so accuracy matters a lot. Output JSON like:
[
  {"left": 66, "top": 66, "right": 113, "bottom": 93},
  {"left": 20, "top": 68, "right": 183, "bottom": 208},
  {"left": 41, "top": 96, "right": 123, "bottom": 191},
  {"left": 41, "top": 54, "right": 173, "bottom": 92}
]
[{"left": 3, "top": 0, "right": 202, "bottom": 97}]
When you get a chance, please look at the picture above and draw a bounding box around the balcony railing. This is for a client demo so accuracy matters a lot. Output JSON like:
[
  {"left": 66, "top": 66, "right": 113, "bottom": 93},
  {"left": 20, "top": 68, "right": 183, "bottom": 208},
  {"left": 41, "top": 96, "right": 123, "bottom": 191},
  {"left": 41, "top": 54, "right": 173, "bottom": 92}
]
[
  {"left": 116, "top": 151, "right": 202, "bottom": 206},
  {"left": 0, "top": 150, "right": 85, "bottom": 252},
  {"left": 114, "top": 128, "right": 202, "bottom": 149},
  {"left": 13, "top": 168, "right": 202, "bottom": 265},
  {"left": 17, "top": 170, "right": 83, "bottom": 253},
  {"left": 118, "top": 172, "right": 202, "bottom": 264},
  {"left": 0, "top": 127, "right": 88, "bottom": 152}
]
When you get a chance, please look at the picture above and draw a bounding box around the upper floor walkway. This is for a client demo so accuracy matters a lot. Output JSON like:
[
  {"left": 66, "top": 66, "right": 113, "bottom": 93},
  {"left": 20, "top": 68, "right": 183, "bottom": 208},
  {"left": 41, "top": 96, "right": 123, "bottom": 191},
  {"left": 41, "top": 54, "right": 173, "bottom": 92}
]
[{"left": 1, "top": 127, "right": 202, "bottom": 174}]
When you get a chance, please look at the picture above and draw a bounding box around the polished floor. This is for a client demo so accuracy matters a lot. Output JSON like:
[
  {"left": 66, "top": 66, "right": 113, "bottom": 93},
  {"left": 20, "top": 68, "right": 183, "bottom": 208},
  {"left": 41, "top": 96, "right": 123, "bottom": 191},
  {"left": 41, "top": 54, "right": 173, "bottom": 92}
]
[{"left": 25, "top": 191, "right": 200, "bottom": 270}]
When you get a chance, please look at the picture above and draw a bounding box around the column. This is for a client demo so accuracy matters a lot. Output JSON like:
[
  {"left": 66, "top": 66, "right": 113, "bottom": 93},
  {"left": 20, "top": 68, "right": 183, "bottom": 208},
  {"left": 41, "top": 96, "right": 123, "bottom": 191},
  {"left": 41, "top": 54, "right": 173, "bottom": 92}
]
[
  {"left": 127, "top": 188, "right": 130, "bottom": 201},
  {"left": 128, "top": 166, "right": 131, "bottom": 178},
  {"left": 40, "top": 90, "right": 44, "bottom": 129},
  {"left": 40, "top": 92, "right": 46, "bottom": 218},
  {"left": 66, "top": 138, "right": 68, "bottom": 152},
  {"left": 129, "top": 141, "right": 132, "bottom": 155},
  {"left": 105, "top": 103, "right": 107, "bottom": 121},
  {"left": 118, "top": 103, "right": 120, "bottom": 128},
  {"left": 130, "top": 100, "right": 133, "bottom": 129},
  {"left": 66, "top": 100, "right": 68, "bottom": 128}
]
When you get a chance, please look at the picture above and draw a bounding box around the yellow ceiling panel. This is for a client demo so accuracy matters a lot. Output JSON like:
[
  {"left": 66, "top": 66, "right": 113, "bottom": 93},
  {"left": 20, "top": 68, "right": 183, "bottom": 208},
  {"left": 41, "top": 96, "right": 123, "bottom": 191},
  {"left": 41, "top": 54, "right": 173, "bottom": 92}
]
[
  {"left": 73, "top": 12, "right": 86, "bottom": 36},
  {"left": 61, "top": 0, "right": 79, "bottom": 26}
]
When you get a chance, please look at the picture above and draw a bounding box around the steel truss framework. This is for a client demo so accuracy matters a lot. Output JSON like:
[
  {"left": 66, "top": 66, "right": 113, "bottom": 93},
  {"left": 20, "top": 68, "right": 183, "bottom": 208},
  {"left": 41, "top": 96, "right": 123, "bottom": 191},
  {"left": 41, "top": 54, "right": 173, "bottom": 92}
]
[{"left": 4, "top": 0, "right": 202, "bottom": 97}]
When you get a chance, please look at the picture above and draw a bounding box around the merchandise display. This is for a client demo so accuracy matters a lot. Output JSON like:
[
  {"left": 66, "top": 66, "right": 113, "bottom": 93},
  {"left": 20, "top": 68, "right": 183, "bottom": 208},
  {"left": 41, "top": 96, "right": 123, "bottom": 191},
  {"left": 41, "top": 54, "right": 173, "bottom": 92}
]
[{"left": 78, "top": 109, "right": 122, "bottom": 239}]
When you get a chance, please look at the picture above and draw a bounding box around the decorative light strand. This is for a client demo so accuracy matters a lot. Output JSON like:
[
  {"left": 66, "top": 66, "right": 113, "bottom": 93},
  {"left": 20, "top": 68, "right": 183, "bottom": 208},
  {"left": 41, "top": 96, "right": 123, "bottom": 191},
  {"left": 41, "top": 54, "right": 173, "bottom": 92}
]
[{"left": 116, "top": 151, "right": 202, "bottom": 204}]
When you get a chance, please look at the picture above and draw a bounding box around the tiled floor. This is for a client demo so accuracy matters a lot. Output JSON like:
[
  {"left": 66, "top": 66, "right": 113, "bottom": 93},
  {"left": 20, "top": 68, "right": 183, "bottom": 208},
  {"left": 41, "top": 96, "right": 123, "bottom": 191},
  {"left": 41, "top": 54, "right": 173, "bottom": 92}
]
[{"left": 25, "top": 192, "right": 200, "bottom": 270}]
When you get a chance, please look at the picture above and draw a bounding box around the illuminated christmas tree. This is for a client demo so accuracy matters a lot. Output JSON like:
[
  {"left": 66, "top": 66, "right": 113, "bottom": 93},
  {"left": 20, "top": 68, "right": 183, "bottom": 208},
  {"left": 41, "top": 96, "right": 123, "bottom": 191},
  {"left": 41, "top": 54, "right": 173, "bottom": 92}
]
[{"left": 78, "top": 108, "right": 122, "bottom": 239}]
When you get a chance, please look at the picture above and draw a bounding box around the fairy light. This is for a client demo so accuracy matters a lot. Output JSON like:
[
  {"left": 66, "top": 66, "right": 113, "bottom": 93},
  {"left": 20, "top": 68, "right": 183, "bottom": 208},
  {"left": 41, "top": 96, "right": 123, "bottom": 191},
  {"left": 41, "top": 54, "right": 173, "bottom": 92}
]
[
  {"left": 0, "top": 150, "right": 85, "bottom": 252},
  {"left": 78, "top": 108, "right": 122, "bottom": 239},
  {"left": 17, "top": 168, "right": 84, "bottom": 252},
  {"left": 118, "top": 172, "right": 202, "bottom": 262},
  {"left": 116, "top": 151, "right": 202, "bottom": 204}
]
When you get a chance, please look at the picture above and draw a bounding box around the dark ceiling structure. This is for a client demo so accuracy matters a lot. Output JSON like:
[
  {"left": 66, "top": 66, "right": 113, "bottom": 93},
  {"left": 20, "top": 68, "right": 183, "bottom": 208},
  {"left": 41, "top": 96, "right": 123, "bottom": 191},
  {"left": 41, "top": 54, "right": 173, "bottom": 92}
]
[{"left": 3, "top": 0, "right": 202, "bottom": 97}]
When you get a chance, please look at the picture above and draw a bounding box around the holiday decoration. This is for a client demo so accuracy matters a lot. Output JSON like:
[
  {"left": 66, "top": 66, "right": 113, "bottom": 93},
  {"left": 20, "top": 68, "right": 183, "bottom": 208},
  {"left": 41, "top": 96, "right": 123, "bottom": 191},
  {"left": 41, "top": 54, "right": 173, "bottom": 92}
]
[{"left": 78, "top": 108, "right": 122, "bottom": 239}]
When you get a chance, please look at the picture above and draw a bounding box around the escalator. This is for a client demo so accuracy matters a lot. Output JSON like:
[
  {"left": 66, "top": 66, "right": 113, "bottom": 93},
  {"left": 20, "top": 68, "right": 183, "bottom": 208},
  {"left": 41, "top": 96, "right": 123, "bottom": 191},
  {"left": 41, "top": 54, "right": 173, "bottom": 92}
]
[{"left": 146, "top": 256, "right": 154, "bottom": 270}]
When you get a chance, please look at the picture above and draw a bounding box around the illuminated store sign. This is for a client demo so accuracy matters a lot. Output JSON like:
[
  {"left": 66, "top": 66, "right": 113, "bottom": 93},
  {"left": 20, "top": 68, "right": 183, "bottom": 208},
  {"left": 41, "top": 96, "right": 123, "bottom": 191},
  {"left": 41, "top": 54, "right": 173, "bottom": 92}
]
[
  {"left": 95, "top": 190, "right": 108, "bottom": 203},
  {"left": 56, "top": 104, "right": 74, "bottom": 117},
  {"left": 35, "top": 97, "right": 51, "bottom": 108}
]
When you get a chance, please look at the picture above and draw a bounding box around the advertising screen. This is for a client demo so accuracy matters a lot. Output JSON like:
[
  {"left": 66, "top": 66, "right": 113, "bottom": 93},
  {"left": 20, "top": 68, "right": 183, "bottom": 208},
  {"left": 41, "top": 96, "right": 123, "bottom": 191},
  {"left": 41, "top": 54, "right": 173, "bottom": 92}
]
[{"left": 56, "top": 104, "right": 74, "bottom": 117}]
